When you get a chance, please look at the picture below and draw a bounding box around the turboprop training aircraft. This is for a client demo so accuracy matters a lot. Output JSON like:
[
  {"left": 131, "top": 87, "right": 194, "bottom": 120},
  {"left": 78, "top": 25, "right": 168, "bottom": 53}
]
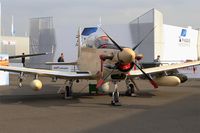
[{"left": 0, "top": 27, "right": 200, "bottom": 105}]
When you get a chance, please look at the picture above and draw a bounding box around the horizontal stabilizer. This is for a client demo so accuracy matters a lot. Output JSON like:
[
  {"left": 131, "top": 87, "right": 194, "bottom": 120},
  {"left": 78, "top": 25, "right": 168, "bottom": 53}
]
[
  {"left": 45, "top": 62, "right": 77, "bottom": 65},
  {"left": 9, "top": 53, "right": 48, "bottom": 59}
]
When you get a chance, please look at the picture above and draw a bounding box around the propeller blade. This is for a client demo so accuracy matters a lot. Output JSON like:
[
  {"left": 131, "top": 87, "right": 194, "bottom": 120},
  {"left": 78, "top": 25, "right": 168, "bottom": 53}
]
[
  {"left": 134, "top": 62, "right": 158, "bottom": 88},
  {"left": 100, "top": 28, "right": 123, "bottom": 51},
  {"left": 132, "top": 26, "right": 157, "bottom": 50},
  {"left": 96, "top": 68, "right": 115, "bottom": 89},
  {"left": 96, "top": 79, "right": 105, "bottom": 89}
]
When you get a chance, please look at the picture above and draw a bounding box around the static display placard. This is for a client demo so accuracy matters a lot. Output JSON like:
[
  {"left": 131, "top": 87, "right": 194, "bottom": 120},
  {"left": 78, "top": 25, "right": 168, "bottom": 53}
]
[
  {"left": 52, "top": 65, "right": 70, "bottom": 72},
  {"left": 52, "top": 65, "right": 77, "bottom": 72},
  {"left": 0, "top": 54, "right": 9, "bottom": 85}
]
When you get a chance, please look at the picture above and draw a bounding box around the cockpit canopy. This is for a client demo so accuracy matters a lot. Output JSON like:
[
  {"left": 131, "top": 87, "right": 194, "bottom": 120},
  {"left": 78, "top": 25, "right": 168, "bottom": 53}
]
[
  {"left": 95, "top": 36, "right": 118, "bottom": 49},
  {"left": 85, "top": 35, "right": 120, "bottom": 49}
]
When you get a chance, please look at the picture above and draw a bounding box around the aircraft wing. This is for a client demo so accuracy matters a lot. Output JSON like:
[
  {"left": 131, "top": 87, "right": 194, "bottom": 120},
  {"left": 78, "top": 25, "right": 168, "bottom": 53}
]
[
  {"left": 128, "top": 61, "right": 200, "bottom": 77},
  {"left": 9, "top": 53, "right": 48, "bottom": 59},
  {"left": 0, "top": 66, "right": 93, "bottom": 79},
  {"left": 45, "top": 62, "right": 77, "bottom": 65}
]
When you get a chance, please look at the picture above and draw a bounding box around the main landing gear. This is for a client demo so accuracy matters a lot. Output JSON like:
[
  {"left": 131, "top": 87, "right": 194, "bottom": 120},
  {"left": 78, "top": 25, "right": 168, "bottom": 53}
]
[
  {"left": 125, "top": 83, "right": 136, "bottom": 96},
  {"left": 18, "top": 72, "right": 24, "bottom": 88},
  {"left": 125, "top": 78, "right": 140, "bottom": 97},
  {"left": 58, "top": 80, "right": 73, "bottom": 99}
]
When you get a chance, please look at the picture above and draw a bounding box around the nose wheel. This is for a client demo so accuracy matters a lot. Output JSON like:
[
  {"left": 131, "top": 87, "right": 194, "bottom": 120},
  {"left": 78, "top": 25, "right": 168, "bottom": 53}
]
[
  {"left": 111, "top": 81, "right": 121, "bottom": 106},
  {"left": 111, "top": 91, "right": 120, "bottom": 105}
]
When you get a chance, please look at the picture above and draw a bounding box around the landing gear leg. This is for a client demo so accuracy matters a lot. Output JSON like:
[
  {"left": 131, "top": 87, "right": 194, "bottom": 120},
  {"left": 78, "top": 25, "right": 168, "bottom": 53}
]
[
  {"left": 125, "top": 78, "right": 140, "bottom": 97},
  {"left": 58, "top": 80, "right": 73, "bottom": 99},
  {"left": 18, "top": 79, "right": 23, "bottom": 88},
  {"left": 18, "top": 72, "right": 24, "bottom": 88},
  {"left": 111, "top": 81, "right": 121, "bottom": 106},
  {"left": 64, "top": 80, "right": 73, "bottom": 99},
  {"left": 130, "top": 78, "right": 140, "bottom": 92},
  {"left": 125, "top": 83, "right": 135, "bottom": 96}
]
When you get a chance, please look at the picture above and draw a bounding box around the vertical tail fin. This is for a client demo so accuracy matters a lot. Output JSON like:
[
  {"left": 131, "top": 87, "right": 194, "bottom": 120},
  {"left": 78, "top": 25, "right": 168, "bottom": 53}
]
[{"left": 76, "top": 27, "right": 98, "bottom": 58}]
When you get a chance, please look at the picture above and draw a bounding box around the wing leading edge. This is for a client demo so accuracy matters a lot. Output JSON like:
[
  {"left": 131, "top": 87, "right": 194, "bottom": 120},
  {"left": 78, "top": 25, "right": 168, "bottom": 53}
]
[
  {"left": 0, "top": 66, "right": 93, "bottom": 79},
  {"left": 128, "top": 61, "right": 200, "bottom": 77},
  {"left": 1, "top": 61, "right": 199, "bottom": 80}
]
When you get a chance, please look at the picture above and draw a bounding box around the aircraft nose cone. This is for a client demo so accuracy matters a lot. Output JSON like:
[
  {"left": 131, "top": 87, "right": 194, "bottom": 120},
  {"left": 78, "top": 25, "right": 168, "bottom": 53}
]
[{"left": 119, "top": 48, "right": 136, "bottom": 64}]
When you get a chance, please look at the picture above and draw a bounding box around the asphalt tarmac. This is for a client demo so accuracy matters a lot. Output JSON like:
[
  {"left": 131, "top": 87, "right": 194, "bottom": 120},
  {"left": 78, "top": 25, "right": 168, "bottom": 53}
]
[{"left": 0, "top": 74, "right": 200, "bottom": 133}]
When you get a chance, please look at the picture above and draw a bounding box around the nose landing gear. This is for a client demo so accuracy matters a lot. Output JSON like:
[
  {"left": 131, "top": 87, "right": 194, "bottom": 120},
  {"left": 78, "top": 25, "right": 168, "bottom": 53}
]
[{"left": 111, "top": 81, "right": 121, "bottom": 106}]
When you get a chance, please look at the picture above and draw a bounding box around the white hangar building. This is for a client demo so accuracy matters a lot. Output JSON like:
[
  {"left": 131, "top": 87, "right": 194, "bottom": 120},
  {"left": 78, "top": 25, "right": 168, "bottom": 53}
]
[
  {"left": 130, "top": 9, "right": 200, "bottom": 63},
  {"left": 0, "top": 36, "right": 29, "bottom": 56}
]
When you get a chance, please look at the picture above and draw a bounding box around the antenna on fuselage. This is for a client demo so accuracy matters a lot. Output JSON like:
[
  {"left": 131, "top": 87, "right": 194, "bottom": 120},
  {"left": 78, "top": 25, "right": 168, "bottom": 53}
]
[
  {"left": 76, "top": 27, "right": 82, "bottom": 58},
  {"left": 11, "top": 15, "right": 15, "bottom": 36},
  {"left": 97, "top": 16, "right": 102, "bottom": 28}
]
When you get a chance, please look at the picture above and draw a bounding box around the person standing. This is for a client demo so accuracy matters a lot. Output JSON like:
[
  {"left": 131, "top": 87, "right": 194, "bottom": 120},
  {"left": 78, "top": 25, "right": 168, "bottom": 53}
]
[
  {"left": 57, "top": 53, "right": 65, "bottom": 62},
  {"left": 21, "top": 53, "right": 25, "bottom": 67},
  {"left": 154, "top": 55, "right": 161, "bottom": 66}
]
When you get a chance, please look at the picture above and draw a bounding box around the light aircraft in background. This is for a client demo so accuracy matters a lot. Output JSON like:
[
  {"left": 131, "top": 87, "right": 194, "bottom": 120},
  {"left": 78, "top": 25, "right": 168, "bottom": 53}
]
[
  {"left": 0, "top": 53, "right": 48, "bottom": 66},
  {"left": 9, "top": 53, "right": 48, "bottom": 60},
  {"left": 0, "top": 27, "right": 200, "bottom": 105},
  {"left": 0, "top": 52, "right": 47, "bottom": 87}
]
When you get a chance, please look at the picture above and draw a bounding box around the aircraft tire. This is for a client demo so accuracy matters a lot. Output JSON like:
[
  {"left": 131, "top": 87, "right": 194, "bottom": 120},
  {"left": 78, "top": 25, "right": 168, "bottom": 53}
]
[{"left": 125, "top": 84, "right": 135, "bottom": 96}]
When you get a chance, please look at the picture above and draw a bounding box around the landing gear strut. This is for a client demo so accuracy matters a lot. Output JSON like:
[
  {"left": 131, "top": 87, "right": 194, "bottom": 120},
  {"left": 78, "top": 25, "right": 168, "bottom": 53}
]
[
  {"left": 125, "top": 83, "right": 135, "bottom": 96},
  {"left": 64, "top": 80, "right": 73, "bottom": 99},
  {"left": 125, "top": 78, "right": 140, "bottom": 97},
  {"left": 111, "top": 81, "right": 121, "bottom": 106},
  {"left": 18, "top": 72, "right": 24, "bottom": 88},
  {"left": 57, "top": 80, "right": 73, "bottom": 99}
]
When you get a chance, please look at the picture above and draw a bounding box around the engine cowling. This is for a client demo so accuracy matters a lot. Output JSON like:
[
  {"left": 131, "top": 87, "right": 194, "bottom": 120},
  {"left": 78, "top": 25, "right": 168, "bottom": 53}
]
[
  {"left": 116, "top": 62, "right": 134, "bottom": 72},
  {"left": 112, "top": 48, "right": 136, "bottom": 64},
  {"left": 30, "top": 79, "right": 43, "bottom": 91},
  {"left": 154, "top": 76, "right": 181, "bottom": 86}
]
